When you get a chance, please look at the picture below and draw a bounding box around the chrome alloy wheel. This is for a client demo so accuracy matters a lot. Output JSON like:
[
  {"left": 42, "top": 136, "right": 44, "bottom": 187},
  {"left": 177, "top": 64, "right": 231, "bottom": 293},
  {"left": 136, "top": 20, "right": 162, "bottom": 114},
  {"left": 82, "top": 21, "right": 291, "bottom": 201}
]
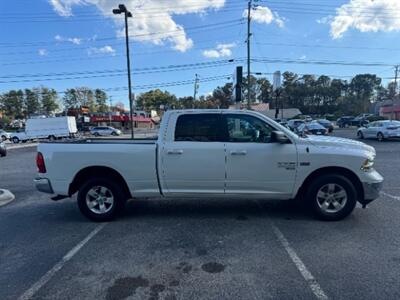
[
  {"left": 86, "top": 186, "right": 114, "bottom": 214},
  {"left": 316, "top": 183, "right": 348, "bottom": 214}
]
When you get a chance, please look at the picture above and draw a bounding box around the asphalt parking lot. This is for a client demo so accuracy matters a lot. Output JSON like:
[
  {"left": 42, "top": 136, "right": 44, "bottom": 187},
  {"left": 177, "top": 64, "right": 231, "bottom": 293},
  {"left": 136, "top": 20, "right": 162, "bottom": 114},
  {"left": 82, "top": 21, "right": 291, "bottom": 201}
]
[{"left": 1, "top": 128, "right": 400, "bottom": 300}]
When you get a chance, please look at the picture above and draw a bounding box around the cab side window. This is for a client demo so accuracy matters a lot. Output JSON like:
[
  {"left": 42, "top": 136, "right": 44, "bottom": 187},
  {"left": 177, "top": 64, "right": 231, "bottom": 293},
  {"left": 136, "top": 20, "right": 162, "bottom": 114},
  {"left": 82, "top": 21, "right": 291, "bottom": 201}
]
[{"left": 225, "top": 114, "right": 275, "bottom": 143}]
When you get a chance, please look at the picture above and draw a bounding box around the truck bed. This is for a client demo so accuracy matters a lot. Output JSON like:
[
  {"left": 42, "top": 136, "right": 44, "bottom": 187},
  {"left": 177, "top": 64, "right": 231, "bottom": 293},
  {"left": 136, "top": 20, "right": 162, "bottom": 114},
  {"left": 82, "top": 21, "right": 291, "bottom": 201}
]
[
  {"left": 40, "top": 137, "right": 157, "bottom": 144},
  {"left": 38, "top": 138, "right": 160, "bottom": 197}
]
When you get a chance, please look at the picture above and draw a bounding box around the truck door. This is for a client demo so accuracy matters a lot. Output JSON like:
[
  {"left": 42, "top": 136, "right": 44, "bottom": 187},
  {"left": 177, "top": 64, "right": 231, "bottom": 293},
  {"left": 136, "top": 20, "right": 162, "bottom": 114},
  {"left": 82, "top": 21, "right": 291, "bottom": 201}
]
[
  {"left": 223, "top": 113, "right": 297, "bottom": 198},
  {"left": 161, "top": 113, "right": 226, "bottom": 196}
]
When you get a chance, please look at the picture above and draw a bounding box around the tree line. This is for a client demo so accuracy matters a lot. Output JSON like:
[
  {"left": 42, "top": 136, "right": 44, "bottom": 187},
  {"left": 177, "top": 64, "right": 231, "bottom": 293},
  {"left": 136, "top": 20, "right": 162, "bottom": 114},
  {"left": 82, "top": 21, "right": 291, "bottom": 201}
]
[
  {"left": 0, "top": 87, "right": 109, "bottom": 122},
  {"left": 137, "top": 73, "right": 396, "bottom": 116},
  {"left": 1, "top": 72, "right": 397, "bottom": 123}
]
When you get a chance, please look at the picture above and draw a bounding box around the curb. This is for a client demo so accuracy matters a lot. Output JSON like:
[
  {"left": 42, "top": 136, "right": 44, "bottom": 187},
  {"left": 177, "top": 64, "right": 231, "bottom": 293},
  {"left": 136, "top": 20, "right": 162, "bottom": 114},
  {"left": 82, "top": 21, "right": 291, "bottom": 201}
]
[{"left": 0, "top": 189, "right": 15, "bottom": 207}]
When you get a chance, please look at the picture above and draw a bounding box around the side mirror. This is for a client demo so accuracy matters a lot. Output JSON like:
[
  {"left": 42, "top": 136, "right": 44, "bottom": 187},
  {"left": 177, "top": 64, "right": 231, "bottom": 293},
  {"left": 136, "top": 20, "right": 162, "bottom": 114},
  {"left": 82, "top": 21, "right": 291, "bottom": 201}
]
[{"left": 271, "top": 131, "right": 290, "bottom": 144}]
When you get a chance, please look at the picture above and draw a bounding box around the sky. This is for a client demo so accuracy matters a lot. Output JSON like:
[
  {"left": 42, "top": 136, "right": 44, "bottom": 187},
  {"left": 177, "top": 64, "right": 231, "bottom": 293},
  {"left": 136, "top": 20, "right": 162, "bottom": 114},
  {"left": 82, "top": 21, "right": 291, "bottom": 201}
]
[{"left": 1, "top": 0, "right": 400, "bottom": 108}]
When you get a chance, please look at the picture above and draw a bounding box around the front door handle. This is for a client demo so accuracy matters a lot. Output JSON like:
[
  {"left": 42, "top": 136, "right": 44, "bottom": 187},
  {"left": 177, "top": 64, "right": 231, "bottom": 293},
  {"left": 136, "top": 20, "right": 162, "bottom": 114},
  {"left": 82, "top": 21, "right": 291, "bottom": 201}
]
[
  {"left": 167, "top": 149, "right": 183, "bottom": 155},
  {"left": 230, "top": 150, "right": 247, "bottom": 155}
]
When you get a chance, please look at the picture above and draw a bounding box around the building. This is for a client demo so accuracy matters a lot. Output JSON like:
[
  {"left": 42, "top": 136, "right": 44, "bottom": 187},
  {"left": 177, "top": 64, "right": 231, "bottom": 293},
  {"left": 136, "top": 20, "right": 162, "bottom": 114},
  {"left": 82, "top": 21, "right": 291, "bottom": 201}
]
[
  {"left": 90, "top": 114, "right": 155, "bottom": 129},
  {"left": 379, "top": 100, "right": 400, "bottom": 120}
]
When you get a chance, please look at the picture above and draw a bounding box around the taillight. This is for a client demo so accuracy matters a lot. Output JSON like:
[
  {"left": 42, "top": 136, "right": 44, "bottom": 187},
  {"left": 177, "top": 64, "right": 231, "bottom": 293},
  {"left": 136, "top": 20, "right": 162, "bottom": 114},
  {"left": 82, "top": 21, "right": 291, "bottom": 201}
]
[{"left": 36, "top": 152, "right": 46, "bottom": 173}]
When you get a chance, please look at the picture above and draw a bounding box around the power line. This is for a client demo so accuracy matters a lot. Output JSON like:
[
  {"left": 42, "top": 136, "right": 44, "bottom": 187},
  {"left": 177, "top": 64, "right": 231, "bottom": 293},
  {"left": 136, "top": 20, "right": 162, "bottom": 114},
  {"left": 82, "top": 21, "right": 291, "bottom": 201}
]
[
  {"left": 254, "top": 42, "right": 400, "bottom": 52},
  {"left": 0, "top": 19, "right": 244, "bottom": 47},
  {"left": 252, "top": 57, "right": 395, "bottom": 67}
]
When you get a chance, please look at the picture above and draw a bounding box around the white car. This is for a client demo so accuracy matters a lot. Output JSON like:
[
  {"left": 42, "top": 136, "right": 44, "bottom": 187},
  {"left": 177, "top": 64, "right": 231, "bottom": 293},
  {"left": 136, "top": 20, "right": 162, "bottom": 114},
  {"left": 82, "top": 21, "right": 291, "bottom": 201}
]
[
  {"left": 35, "top": 110, "right": 383, "bottom": 222},
  {"left": 90, "top": 126, "right": 121, "bottom": 136},
  {"left": 0, "top": 130, "right": 11, "bottom": 141},
  {"left": 357, "top": 120, "right": 400, "bottom": 141}
]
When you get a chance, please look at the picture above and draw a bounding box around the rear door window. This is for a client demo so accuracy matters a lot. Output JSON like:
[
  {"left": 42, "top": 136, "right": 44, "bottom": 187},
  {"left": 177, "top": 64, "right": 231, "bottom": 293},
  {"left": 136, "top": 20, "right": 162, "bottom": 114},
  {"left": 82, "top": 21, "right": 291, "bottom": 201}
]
[{"left": 175, "top": 114, "right": 222, "bottom": 142}]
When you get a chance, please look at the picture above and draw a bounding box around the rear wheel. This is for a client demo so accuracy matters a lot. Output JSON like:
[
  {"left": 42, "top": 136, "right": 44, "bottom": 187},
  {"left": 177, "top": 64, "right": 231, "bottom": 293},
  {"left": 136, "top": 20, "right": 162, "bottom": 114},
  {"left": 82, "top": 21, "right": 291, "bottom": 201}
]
[
  {"left": 48, "top": 135, "right": 56, "bottom": 141},
  {"left": 377, "top": 132, "right": 384, "bottom": 142},
  {"left": 306, "top": 174, "right": 357, "bottom": 221},
  {"left": 357, "top": 131, "right": 364, "bottom": 139},
  {"left": 93, "top": 132, "right": 100, "bottom": 137},
  {"left": 77, "top": 177, "right": 127, "bottom": 222}
]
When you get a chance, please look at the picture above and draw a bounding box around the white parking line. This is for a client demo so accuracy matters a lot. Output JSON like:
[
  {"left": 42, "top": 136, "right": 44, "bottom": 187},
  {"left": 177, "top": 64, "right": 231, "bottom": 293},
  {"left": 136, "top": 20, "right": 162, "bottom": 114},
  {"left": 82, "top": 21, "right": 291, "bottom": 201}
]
[
  {"left": 18, "top": 223, "right": 106, "bottom": 300},
  {"left": 380, "top": 191, "right": 400, "bottom": 201},
  {"left": 272, "top": 224, "right": 329, "bottom": 300},
  {"left": 6, "top": 143, "right": 38, "bottom": 150}
]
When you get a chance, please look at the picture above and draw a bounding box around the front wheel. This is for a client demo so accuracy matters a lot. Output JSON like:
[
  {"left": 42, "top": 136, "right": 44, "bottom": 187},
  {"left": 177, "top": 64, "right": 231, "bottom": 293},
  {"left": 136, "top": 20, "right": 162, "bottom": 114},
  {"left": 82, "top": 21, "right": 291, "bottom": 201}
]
[
  {"left": 12, "top": 137, "right": 19, "bottom": 144},
  {"left": 1, "top": 135, "right": 6, "bottom": 141},
  {"left": 357, "top": 131, "right": 364, "bottom": 139},
  {"left": 306, "top": 174, "right": 357, "bottom": 221},
  {"left": 377, "top": 132, "right": 384, "bottom": 142},
  {"left": 77, "top": 177, "right": 127, "bottom": 222}
]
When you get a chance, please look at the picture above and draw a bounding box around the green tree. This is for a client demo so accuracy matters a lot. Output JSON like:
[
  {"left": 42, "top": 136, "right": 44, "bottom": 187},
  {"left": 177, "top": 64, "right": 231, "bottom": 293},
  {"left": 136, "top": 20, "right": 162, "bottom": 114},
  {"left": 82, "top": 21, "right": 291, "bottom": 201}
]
[
  {"left": 41, "top": 88, "right": 59, "bottom": 114},
  {"left": 63, "top": 89, "right": 80, "bottom": 109},
  {"left": 0, "top": 90, "right": 24, "bottom": 119},
  {"left": 95, "top": 89, "right": 108, "bottom": 113},
  {"left": 177, "top": 96, "right": 195, "bottom": 109},
  {"left": 256, "top": 78, "right": 273, "bottom": 103},
  {"left": 212, "top": 82, "right": 233, "bottom": 108},
  {"left": 349, "top": 74, "right": 381, "bottom": 113},
  {"left": 136, "top": 89, "right": 177, "bottom": 112},
  {"left": 24, "top": 88, "right": 41, "bottom": 117}
]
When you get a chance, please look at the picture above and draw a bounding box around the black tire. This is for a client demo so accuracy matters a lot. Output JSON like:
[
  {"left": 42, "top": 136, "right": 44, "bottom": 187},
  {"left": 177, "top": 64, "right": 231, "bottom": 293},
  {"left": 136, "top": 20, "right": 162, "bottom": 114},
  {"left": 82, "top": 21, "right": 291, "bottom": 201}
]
[
  {"left": 77, "top": 177, "right": 127, "bottom": 222},
  {"left": 357, "top": 131, "right": 364, "bottom": 139},
  {"left": 111, "top": 131, "right": 117, "bottom": 136},
  {"left": 1, "top": 135, "right": 6, "bottom": 142},
  {"left": 377, "top": 132, "right": 384, "bottom": 142},
  {"left": 12, "top": 137, "right": 19, "bottom": 144},
  {"left": 48, "top": 135, "right": 56, "bottom": 141},
  {"left": 306, "top": 174, "right": 357, "bottom": 221},
  {"left": 93, "top": 132, "right": 100, "bottom": 137}
]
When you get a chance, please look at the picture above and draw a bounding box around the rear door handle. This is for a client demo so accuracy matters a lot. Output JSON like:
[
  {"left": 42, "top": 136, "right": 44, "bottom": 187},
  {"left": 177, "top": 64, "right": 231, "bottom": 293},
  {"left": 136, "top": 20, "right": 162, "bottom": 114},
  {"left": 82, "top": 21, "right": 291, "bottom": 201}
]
[
  {"left": 230, "top": 150, "right": 247, "bottom": 155},
  {"left": 167, "top": 149, "right": 183, "bottom": 155}
]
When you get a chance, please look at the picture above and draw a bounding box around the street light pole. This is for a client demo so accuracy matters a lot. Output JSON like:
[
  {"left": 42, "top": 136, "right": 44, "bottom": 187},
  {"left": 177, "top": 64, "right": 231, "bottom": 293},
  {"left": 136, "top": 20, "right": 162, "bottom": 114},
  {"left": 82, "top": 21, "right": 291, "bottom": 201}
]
[{"left": 113, "top": 4, "right": 134, "bottom": 139}]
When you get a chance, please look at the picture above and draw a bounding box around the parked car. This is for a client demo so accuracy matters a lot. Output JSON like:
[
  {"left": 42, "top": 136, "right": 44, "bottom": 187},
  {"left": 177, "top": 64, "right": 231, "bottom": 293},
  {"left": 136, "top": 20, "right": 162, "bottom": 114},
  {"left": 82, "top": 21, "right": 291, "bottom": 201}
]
[
  {"left": 337, "top": 116, "right": 354, "bottom": 128},
  {"left": 304, "top": 115, "right": 313, "bottom": 122},
  {"left": 0, "top": 129, "right": 11, "bottom": 141},
  {"left": 275, "top": 119, "right": 289, "bottom": 128},
  {"left": 357, "top": 120, "right": 400, "bottom": 141},
  {"left": 351, "top": 117, "right": 369, "bottom": 127},
  {"left": 296, "top": 122, "right": 328, "bottom": 136},
  {"left": 316, "top": 119, "right": 334, "bottom": 133},
  {"left": 287, "top": 119, "right": 305, "bottom": 131},
  {"left": 35, "top": 109, "right": 383, "bottom": 222},
  {"left": 0, "top": 141, "right": 6, "bottom": 157},
  {"left": 90, "top": 126, "right": 122, "bottom": 136},
  {"left": 10, "top": 117, "right": 77, "bottom": 143}
]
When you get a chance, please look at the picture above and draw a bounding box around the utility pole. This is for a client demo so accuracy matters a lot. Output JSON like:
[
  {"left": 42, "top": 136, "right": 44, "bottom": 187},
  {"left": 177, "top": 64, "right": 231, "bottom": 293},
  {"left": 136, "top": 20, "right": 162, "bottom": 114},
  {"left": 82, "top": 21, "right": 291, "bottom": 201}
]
[
  {"left": 394, "top": 65, "right": 399, "bottom": 96},
  {"left": 113, "top": 4, "right": 134, "bottom": 139},
  {"left": 392, "top": 65, "right": 399, "bottom": 120},
  {"left": 193, "top": 73, "right": 199, "bottom": 102},
  {"left": 109, "top": 96, "right": 113, "bottom": 126},
  {"left": 246, "top": 0, "right": 252, "bottom": 109}
]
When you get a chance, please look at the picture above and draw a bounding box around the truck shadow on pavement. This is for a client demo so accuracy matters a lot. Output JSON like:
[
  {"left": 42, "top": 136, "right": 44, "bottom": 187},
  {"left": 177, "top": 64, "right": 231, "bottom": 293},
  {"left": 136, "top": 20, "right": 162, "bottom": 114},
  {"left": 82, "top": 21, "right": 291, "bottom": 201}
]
[{"left": 120, "top": 198, "right": 314, "bottom": 222}]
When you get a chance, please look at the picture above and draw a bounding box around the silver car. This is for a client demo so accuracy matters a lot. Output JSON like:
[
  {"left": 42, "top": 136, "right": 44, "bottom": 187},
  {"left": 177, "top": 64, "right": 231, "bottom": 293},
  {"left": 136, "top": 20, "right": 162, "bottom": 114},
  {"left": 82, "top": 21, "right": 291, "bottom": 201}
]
[
  {"left": 357, "top": 120, "right": 400, "bottom": 141},
  {"left": 90, "top": 126, "right": 122, "bottom": 137},
  {"left": 0, "top": 130, "right": 11, "bottom": 141}
]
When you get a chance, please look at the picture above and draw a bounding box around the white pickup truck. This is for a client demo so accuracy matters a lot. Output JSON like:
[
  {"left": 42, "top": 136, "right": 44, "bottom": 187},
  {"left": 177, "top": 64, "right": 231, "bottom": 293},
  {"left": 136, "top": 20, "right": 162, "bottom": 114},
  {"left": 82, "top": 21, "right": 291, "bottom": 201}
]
[{"left": 35, "top": 110, "right": 383, "bottom": 221}]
